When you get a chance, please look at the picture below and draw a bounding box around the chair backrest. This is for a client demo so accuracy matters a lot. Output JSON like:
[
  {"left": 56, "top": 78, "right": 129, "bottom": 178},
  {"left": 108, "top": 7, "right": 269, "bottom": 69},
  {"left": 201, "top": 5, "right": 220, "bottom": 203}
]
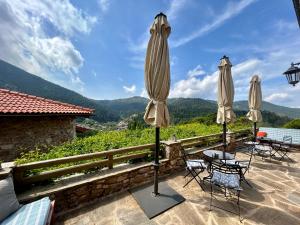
[
  {"left": 210, "top": 162, "right": 241, "bottom": 189},
  {"left": 211, "top": 161, "right": 241, "bottom": 175},
  {"left": 283, "top": 136, "right": 292, "bottom": 144},
  {"left": 256, "top": 142, "right": 272, "bottom": 151},
  {"left": 179, "top": 146, "right": 189, "bottom": 165}
]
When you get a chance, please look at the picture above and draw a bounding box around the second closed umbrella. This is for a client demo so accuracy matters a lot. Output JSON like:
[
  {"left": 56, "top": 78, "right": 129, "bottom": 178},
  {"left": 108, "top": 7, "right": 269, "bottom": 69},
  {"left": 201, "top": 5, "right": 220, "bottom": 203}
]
[{"left": 247, "top": 75, "right": 262, "bottom": 141}]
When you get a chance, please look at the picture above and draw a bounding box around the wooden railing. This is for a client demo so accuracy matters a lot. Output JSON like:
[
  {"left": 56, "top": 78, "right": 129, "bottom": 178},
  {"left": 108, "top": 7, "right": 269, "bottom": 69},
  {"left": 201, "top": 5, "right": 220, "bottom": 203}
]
[
  {"left": 179, "top": 128, "right": 251, "bottom": 149},
  {"left": 13, "top": 129, "right": 251, "bottom": 187},
  {"left": 14, "top": 143, "right": 155, "bottom": 186}
]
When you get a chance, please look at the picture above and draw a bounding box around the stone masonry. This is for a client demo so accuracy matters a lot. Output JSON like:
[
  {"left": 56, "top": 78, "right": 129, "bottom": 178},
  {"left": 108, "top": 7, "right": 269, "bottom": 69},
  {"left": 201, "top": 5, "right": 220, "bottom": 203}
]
[
  {"left": 14, "top": 135, "right": 249, "bottom": 216},
  {"left": 0, "top": 116, "right": 76, "bottom": 161},
  {"left": 16, "top": 141, "right": 185, "bottom": 215}
]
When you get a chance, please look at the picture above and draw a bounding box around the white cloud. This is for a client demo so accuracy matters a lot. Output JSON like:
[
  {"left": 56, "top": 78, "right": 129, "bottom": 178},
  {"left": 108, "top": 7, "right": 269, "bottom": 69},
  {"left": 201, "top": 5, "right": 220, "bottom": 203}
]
[
  {"left": 128, "top": 55, "right": 145, "bottom": 70},
  {"left": 171, "top": 0, "right": 256, "bottom": 47},
  {"left": 169, "top": 70, "right": 218, "bottom": 99},
  {"left": 264, "top": 93, "right": 290, "bottom": 103},
  {"left": 127, "top": 0, "right": 188, "bottom": 55},
  {"left": 140, "top": 88, "right": 148, "bottom": 98},
  {"left": 170, "top": 59, "right": 259, "bottom": 99},
  {"left": 8, "top": 0, "right": 97, "bottom": 36},
  {"left": 123, "top": 85, "right": 136, "bottom": 93},
  {"left": 98, "top": 0, "right": 110, "bottom": 13},
  {"left": 274, "top": 19, "right": 298, "bottom": 32},
  {"left": 0, "top": 0, "right": 96, "bottom": 92},
  {"left": 166, "top": 0, "right": 188, "bottom": 21},
  {"left": 25, "top": 37, "right": 84, "bottom": 75},
  {"left": 128, "top": 0, "right": 256, "bottom": 71},
  {"left": 169, "top": 52, "right": 300, "bottom": 108},
  {"left": 92, "top": 70, "right": 97, "bottom": 77},
  {"left": 187, "top": 65, "right": 206, "bottom": 77}
]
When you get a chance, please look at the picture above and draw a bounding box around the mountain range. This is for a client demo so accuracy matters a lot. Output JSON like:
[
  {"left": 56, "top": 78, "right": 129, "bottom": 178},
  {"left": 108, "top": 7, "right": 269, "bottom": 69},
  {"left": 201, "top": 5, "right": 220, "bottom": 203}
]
[{"left": 0, "top": 59, "right": 299, "bottom": 123}]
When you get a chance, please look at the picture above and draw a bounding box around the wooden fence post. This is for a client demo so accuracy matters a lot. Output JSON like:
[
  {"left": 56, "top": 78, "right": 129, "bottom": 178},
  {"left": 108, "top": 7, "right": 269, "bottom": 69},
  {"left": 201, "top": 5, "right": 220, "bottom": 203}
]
[{"left": 108, "top": 154, "right": 113, "bottom": 169}]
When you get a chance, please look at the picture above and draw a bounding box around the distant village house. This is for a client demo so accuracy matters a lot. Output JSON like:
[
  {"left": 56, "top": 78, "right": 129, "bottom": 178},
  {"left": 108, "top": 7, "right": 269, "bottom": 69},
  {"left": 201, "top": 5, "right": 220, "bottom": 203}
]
[{"left": 0, "top": 89, "right": 93, "bottom": 162}]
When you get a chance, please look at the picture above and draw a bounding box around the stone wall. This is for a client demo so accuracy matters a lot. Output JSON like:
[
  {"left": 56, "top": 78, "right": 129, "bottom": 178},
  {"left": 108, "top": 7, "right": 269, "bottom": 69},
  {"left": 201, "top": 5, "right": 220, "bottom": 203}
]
[
  {"left": 17, "top": 141, "right": 184, "bottom": 215},
  {"left": 13, "top": 137, "right": 249, "bottom": 216},
  {"left": 0, "top": 116, "right": 76, "bottom": 161}
]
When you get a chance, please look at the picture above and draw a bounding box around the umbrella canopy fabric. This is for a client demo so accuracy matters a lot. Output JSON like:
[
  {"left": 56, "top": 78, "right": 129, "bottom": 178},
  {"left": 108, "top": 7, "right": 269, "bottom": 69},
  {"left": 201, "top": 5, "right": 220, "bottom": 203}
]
[
  {"left": 247, "top": 75, "right": 262, "bottom": 122},
  {"left": 144, "top": 14, "right": 171, "bottom": 128},
  {"left": 216, "top": 57, "right": 236, "bottom": 124}
]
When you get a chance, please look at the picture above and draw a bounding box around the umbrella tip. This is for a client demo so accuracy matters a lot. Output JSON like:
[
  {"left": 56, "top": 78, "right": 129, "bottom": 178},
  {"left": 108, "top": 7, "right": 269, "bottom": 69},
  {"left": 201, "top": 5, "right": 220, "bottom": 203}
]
[
  {"left": 155, "top": 12, "right": 167, "bottom": 19},
  {"left": 221, "top": 55, "right": 229, "bottom": 60}
]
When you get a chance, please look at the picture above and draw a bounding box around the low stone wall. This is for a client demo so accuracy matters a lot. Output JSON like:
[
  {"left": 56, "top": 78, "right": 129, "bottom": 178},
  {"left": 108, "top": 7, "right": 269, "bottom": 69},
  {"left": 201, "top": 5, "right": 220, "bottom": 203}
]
[
  {"left": 17, "top": 141, "right": 184, "bottom": 215},
  {"left": 0, "top": 116, "right": 76, "bottom": 162},
  {"left": 13, "top": 133, "right": 249, "bottom": 216}
]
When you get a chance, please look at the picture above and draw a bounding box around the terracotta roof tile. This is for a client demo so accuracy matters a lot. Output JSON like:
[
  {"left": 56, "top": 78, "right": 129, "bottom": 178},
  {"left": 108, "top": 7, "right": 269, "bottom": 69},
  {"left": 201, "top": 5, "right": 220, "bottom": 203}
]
[{"left": 0, "top": 89, "right": 94, "bottom": 116}]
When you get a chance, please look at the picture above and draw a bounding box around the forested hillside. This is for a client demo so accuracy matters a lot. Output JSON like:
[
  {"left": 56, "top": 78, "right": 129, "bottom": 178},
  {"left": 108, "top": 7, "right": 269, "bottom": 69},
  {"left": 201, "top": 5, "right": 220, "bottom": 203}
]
[
  {"left": 0, "top": 59, "right": 299, "bottom": 125},
  {"left": 0, "top": 59, "right": 117, "bottom": 122}
]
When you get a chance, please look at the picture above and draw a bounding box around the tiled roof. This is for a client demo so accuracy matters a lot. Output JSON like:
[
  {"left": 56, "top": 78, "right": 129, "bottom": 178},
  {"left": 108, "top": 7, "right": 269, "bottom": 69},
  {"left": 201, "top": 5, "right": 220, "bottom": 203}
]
[{"left": 0, "top": 89, "right": 94, "bottom": 116}]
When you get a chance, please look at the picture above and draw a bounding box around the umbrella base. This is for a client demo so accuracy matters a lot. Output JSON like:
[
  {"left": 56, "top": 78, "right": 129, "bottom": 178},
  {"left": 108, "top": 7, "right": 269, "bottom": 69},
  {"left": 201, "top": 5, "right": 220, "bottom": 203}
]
[{"left": 130, "top": 181, "right": 185, "bottom": 219}]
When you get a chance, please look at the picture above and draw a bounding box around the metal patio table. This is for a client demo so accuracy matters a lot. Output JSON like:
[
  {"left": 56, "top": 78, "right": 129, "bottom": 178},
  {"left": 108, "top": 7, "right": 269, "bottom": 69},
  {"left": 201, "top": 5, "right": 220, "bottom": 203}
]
[{"left": 202, "top": 150, "right": 235, "bottom": 180}]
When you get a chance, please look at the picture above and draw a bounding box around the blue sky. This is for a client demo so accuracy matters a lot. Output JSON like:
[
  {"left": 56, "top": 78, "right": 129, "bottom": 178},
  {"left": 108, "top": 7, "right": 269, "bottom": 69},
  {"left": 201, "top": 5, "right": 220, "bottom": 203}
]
[{"left": 0, "top": 0, "right": 300, "bottom": 107}]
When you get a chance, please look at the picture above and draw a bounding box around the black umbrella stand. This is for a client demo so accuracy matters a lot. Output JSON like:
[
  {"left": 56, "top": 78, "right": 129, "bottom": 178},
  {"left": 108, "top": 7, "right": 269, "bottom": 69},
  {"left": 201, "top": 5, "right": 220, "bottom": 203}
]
[
  {"left": 130, "top": 127, "right": 185, "bottom": 219},
  {"left": 223, "top": 122, "right": 227, "bottom": 159},
  {"left": 253, "top": 122, "right": 257, "bottom": 142},
  {"left": 153, "top": 127, "right": 160, "bottom": 195}
]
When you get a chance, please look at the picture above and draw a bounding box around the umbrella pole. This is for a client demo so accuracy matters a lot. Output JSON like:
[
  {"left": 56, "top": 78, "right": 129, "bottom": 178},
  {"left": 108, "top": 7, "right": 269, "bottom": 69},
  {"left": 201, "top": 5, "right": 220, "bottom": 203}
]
[
  {"left": 223, "top": 123, "right": 226, "bottom": 159},
  {"left": 253, "top": 122, "right": 257, "bottom": 142},
  {"left": 153, "top": 127, "right": 160, "bottom": 196}
]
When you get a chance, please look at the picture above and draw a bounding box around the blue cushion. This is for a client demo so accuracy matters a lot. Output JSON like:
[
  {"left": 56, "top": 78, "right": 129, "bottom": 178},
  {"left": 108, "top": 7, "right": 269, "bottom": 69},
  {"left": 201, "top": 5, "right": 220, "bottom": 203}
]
[
  {"left": 186, "top": 160, "right": 206, "bottom": 169},
  {"left": 1, "top": 197, "right": 51, "bottom": 225},
  {"left": 211, "top": 171, "right": 240, "bottom": 189},
  {"left": 0, "top": 176, "right": 21, "bottom": 222}
]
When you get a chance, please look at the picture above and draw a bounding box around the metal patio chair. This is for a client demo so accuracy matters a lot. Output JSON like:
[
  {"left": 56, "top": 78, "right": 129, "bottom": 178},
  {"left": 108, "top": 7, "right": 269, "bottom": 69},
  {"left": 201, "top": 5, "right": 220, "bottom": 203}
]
[
  {"left": 180, "top": 147, "right": 207, "bottom": 190},
  {"left": 209, "top": 161, "right": 243, "bottom": 221},
  {"left": 254, "top": 141, "right": 273, "bottom": 160},
  {"left": 272, "top": 136, "right": 293, "bottom": 161},
  {"left": 221, "top": 145, "right": 255, "bottom": 188}
]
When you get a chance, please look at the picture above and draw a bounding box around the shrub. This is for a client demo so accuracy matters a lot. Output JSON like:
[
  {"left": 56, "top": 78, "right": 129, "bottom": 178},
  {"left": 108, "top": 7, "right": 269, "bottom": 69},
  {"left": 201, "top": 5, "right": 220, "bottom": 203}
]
[
  {"left": 16, "top": 122, "right": 250, "bottom": 164},
  {"left": 283, "top": 119, "right": 300, "bottom": 129}
]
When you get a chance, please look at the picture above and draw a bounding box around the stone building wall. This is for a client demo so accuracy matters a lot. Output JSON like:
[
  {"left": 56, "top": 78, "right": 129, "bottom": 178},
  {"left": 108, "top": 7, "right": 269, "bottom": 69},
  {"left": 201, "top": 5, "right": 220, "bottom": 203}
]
[{"left": 0, "top": 116, "right": 76, "bottom": 161}]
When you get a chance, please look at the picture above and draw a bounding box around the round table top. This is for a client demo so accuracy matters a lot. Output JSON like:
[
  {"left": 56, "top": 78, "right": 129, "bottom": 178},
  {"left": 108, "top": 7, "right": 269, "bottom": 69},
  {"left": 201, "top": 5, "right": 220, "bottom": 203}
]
[{"left": 203, "top": 150, "right": 235, "bottom": 160}]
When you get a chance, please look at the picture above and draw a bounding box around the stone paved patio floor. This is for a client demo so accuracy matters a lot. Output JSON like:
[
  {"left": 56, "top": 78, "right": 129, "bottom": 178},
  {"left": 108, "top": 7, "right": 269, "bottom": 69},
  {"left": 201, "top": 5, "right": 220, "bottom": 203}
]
[{"left": 56, "top": 151, "right": 300, "bottom": 225}]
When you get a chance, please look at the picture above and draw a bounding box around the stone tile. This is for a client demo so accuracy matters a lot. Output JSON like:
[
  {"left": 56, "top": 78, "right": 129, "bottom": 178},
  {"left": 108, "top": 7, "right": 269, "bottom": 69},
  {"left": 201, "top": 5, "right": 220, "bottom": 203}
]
[{"left": 56, "top": 152, "right": 300, "bottom": 225}]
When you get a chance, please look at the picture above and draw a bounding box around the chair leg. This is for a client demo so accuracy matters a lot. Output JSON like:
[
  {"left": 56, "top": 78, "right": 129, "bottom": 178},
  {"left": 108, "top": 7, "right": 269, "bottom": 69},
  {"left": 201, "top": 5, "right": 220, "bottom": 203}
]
[
  {"left": 210, "top": 183, "right": 213, "bottom": 211},
  {"left": 184, "top": 170, "right": 190, "bottom": 178},
  {"left": 183, "top": 168, "right": 204, "bottom": 191},
  {"left": 237, "top": 191, "right": 241, "bottom": 222}
]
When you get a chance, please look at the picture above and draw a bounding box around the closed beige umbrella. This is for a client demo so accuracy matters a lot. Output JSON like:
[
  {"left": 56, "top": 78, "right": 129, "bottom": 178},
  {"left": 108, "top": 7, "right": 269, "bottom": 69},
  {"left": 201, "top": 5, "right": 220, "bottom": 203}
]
[
  {"left": 247, "top": 75, "right": 262, "bottom": 140},
  {"left": 217, "top": 56, "right": 236, "bottom": 151},
  {"left": 132, "top": 13, "right": 184, "bottom": 219},
  {"left": 144, "top": 13, "right": 171, "bottom": 196},
  {"left": 144, "top": 14, "right": 171, "bottom": 128}
]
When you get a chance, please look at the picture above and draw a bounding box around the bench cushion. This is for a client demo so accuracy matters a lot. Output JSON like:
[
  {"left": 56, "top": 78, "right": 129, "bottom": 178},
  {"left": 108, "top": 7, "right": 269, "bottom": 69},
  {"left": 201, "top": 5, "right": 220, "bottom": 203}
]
[
  {"left": 0, "top": 176, "right": 21, "bottom": 222},
  {"left": 1, "top": 197, "right": 51, "bottom": 225}
]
